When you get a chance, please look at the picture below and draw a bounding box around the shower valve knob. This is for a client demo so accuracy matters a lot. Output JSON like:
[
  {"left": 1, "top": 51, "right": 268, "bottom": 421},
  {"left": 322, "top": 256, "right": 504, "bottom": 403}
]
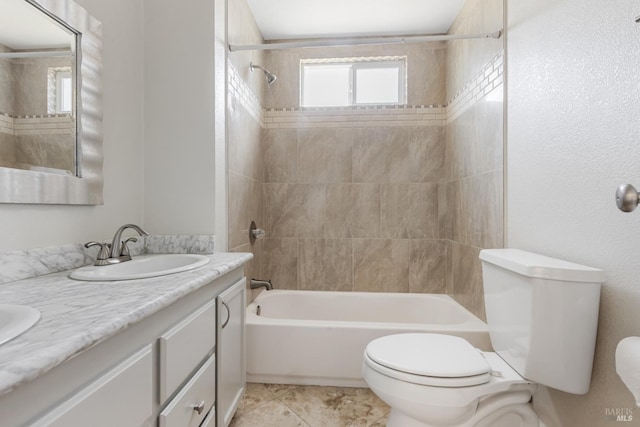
[
  {"left": 249, "top": 220, "right": 265, "bottom": 244},
  {"left": 252, "top": 228, "right": 265, "bottom": 239},
  {"left": 616, "top": 184, "right": 640, "bottom": 212}
]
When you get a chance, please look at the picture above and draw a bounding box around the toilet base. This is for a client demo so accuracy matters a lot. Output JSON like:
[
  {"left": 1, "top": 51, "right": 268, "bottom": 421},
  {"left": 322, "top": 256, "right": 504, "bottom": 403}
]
[{"left": 386, "top": 401, "right": 538, "bottom": 427}]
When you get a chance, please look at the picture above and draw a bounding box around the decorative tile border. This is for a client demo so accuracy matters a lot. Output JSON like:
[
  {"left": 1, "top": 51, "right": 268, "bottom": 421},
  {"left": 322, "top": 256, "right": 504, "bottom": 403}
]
[
  {"left": 0, "top": 113, "right": 74, "bottom": 136},
  {"left": 446, "top": 51, "right": 504, "bottom": 123},
  {"left": 263, "top": 105, "right": 447, "bottom": 128},
  {"left": 228, "top": 62, "right": 264, "bottom": 126},
  {"left": 228, "top": 49, "right": 504, "bottom": 129},
  {"left": 0, "top": 114, "right": 12, "bottom": 135}
]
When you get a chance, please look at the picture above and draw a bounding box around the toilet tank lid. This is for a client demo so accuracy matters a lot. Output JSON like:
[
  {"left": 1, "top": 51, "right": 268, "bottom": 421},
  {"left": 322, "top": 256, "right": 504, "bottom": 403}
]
[{"left": 479, "top": 249, "right": 605, "bottom": 283}]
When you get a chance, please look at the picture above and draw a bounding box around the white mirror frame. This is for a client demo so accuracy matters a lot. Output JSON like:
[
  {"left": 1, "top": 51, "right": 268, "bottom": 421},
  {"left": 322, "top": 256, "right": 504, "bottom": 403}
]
[{"left": 0, "top": 0, "right": 103, "bottom": 205}]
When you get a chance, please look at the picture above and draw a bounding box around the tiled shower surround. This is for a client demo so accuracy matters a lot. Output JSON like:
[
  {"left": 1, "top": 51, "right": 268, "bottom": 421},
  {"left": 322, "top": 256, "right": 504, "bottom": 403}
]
[
  {"left": 0, "top": 113, "right": 75, "bottom": 172},
  {"left": 227, "top": 0, "right": 503, "bottom": 319},
  {"left": 0, "top": 44, "right": 76, "bottom": 172}
]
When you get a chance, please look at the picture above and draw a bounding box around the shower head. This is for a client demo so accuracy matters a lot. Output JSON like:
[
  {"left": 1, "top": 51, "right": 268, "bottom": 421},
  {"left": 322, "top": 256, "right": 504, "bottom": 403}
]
[{"left": 250, "top": 62, "right": 277, "bottom": 85}]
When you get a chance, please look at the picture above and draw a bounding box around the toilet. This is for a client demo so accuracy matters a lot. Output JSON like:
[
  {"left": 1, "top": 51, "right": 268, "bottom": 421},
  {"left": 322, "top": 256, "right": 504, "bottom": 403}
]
[{"left": 362, "top": 249, "right": 605, "bottom": 427}]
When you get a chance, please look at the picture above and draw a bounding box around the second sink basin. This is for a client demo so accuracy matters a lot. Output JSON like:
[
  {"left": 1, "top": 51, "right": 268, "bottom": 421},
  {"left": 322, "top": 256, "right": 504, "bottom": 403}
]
[
  {"left": 69, "top": 254, "right": 211, "bottom": 281},
  {"left": 0, "top": 305, "right": 41, "bottom": 346}
]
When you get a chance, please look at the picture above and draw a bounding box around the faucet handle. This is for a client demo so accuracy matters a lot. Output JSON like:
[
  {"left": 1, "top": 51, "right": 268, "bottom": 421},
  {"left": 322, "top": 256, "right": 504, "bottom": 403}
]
[
  {"left": 84, "top": 241, "right": 110, "bottom": 261},
  {"left": 120, "top": 238, "right": 138, "bottom": 258}
]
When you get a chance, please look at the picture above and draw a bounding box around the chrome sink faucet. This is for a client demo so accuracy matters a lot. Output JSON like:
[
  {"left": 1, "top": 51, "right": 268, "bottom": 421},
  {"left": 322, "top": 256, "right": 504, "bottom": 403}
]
[
  {"left": 109, "top": 224, "right": 149, "bottom": 263},
  {"left": 84, "top": 224, "right": 149, "bottom": 266}
]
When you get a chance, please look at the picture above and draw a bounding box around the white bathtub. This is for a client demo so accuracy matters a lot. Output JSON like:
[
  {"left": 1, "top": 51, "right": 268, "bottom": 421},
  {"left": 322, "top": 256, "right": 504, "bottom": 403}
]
[{"left": 246, "top": 290, "right": 490, "bottom": 387}]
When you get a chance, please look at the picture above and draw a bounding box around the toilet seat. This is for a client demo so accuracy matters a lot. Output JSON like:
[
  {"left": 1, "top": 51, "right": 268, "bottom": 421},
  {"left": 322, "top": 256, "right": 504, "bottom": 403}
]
[{"left": 364, "top": 333, "right": 492, "bottom": 387}]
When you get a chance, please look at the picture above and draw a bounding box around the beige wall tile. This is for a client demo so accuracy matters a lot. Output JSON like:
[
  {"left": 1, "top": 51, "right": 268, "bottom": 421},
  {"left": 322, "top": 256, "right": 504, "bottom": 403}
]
[
  {"left": 467, "top": 170, "right": 503, "bottom": 249},
  {"left": 325, "top": 184, "right": 380, "bottom": 238},
  {"left": 450, "top": 241, "right": 486, "bottom": 321},
  {"left": 438, "top": 183, "right": 452, "bottom": 240},
  {"left": 407, "top": 46, "right": 447, "bottom": 105},
  {"left": 228, "top": 98, "right": 264, "bottom": 181},
  {"left": 229, "top": 171, "right": 263, "bottom": 249},
  {"left": 0, "top": 132, "right": 16, "bottom": 164},
  {"left": 446, "top": 99, "right": 503, "bottom": 181},
  {"left": 409, "top": 240, "right": 447, "bottom": 293},
  {"left": 451, "top": 170, "right": 503, "bottom": 249},
  {"left": 263, "top": 128, "right": 297, "bottom": 183},
  {"left": 298, "top": 239, "right": 352, "bottom": 291},
  {"left": 409, "top": 126, "right": 445, "bottom": 183},
  {"left": 264, "top": 50, "right": 300, "bottom": 109},
  {"left": 445, "top": 240, "right": 454, "bottom": 295},
  {"left": 230, "top": 241, "right": 262, "bottom": 304},
  {"left": 353, "top": 239, "right": 409, "bottom": 292},
  {"left": 297, "top": 128, "right": 352, "bottom": 183},
  {"left": 264, "top": 183, "right": 326, "bottom": 237},
  {"left": 380, "top": 183, "right": 438, "bottom": 239},
  {"left": 353, "top": 127, "right": 410, "bottom": 183},
  {"left": 15, "top": 135, "right": 75, "bottom": 172},
  {"left": 261, "top": 237, "right": 298, "bottom": 290}
]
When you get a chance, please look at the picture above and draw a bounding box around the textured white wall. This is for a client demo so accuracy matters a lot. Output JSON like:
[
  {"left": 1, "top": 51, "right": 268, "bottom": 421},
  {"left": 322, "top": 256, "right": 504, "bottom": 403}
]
[
  {"left": 0, "top": 0, "right": 144, "bottom": 251},
  {"left": 507, "top": 0, "right": 640, "bottom": 425},
  {"left": 142, "top": 0, "right": 217, "bottom": 235}
]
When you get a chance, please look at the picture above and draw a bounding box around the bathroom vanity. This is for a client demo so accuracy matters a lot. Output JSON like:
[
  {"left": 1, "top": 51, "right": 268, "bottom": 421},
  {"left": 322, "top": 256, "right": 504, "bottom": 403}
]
[{"left": 0, "top": 252, "right": 250, "bottom": 427}]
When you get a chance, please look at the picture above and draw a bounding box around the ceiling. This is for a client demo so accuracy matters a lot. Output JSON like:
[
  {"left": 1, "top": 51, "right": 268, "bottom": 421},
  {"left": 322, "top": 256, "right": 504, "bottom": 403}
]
[
  {"left": 246, "top": 0, "right": 466, "bottom": 40},
  {"left": 0, "top": 0, "right": 74, "bottom": 50}
]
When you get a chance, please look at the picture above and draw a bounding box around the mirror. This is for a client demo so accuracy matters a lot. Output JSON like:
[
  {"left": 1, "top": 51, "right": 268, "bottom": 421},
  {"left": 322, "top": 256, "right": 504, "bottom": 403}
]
[
  {"left": 0, "top": 0, "right": 103, "bottom": 204},
  {"left": 0, "top": 0, "right": 77, "bottom": 176}
]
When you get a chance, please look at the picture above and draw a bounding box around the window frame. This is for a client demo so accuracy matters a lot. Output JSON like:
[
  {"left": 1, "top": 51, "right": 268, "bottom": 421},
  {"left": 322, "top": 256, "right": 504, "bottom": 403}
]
[
  {"left": 300, "top": 57, "right": 407, "bottom": 108},
  {"left": 55, "top": 70, "right": 73, "bottom": 113},
  {"left": 47, "top": 66, "right": 74, "bottom": 115}
]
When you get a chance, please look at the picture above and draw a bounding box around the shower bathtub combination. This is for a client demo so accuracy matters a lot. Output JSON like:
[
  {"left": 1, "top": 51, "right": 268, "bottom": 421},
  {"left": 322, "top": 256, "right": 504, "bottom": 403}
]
[{"left": 246, "top": 290, "right": 490, "bottom": 387}]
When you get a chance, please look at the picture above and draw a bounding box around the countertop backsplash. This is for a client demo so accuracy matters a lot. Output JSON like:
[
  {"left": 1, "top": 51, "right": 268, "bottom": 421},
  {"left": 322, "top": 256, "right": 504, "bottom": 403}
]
[{"left": 0, "top": 235, "right": 216, "bottom": 285}]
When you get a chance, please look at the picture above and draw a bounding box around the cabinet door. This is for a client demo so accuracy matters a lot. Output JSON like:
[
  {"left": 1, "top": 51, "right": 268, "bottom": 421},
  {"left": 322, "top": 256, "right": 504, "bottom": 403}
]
[
  {"left": 32, "top": 345, "right": 153, "bottom": 427},
  {"left": 216, "top": 278, "right": 246, "bottom": 427}
]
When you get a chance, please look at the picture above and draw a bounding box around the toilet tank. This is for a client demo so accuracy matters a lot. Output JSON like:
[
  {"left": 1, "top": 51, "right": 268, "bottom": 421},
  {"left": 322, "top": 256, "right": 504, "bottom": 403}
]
[{"left": 479, "top": 249, "right": 604, "bottom": 395}]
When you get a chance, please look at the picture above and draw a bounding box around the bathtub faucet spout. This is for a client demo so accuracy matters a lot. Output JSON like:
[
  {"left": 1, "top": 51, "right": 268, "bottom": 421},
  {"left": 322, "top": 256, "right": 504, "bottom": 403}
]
[{"left": 250, "top": 278, "right": 273, "bottom": 291}]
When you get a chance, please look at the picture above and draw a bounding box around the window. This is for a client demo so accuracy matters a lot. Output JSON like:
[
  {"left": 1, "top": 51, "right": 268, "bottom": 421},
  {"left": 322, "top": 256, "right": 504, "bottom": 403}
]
[
  {"left": 47, "top": 67, "right": 73, "bottom": 114},
  {"left": 56, "top": 71, "right": 73, "bottom": 113},
  {"left": 301, "top": 57, "right": 406, "bottom": 108}
]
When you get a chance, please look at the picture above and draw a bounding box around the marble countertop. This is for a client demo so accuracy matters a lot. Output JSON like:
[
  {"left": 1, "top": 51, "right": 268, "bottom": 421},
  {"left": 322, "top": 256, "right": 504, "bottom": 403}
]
[{"left": 0, "top": 252, "right": 252, "bottom": 396}]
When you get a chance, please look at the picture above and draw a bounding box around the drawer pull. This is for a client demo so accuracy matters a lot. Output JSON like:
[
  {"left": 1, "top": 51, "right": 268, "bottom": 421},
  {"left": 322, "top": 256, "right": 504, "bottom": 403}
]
[
  {"left": 192, "top": 401, "right": 206, "bottom": 415},
  {"left": 221, "top": 301, "right": 230, "bottom": 329}
]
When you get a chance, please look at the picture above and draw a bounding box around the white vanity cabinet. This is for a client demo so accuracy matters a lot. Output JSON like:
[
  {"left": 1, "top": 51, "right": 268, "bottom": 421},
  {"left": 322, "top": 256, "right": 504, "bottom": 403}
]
[
  {"left": 0, "top": 265, "right": 247, "bottom": 427},
  {"left": 216, "top": 278, "right": 246, "bottom": 427}
]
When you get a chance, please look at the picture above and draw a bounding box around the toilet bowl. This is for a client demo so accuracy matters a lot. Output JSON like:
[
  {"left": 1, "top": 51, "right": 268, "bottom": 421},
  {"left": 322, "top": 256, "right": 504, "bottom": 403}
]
[
  {"left": 363, "top": 249, "right": 605, "bottom": 427},
  {"left": 362, "top": 333, "right": 537, "bottom": 427}
]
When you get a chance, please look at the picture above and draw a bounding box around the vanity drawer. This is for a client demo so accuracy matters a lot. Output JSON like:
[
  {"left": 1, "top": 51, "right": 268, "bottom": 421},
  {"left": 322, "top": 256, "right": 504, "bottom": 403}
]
[
  {"left": 160, "top": 299, "right": 216, "bottom": 401},
  {"left": 32, "top": 345, "right": 153, "bottom": 427},
  {"left": 200, "top": 408, "right": 215, "bottom": 427},
  {"left": 159, "top": 355, "right": 216, "bottom": 427}
]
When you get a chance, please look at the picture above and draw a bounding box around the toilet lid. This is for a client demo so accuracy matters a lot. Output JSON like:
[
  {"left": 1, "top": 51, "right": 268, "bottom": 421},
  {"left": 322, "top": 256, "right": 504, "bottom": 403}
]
[{"left": 365, "top": 333, "right": 491, "bottom": 381}]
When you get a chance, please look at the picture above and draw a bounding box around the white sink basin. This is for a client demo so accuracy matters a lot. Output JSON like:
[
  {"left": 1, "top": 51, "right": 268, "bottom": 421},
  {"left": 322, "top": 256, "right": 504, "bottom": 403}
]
[
  {"left": 0, "top": 305, "right": 41, "bottom": 346},
  {"left": 69, "top": 254, "right": 211, "bottom": 281}
]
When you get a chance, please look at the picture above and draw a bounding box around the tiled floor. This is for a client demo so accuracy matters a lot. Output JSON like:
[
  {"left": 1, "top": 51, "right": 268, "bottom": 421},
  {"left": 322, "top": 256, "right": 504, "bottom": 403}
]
[{"left": 229, "top": 383, "right": 389, "bottom": 427}]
